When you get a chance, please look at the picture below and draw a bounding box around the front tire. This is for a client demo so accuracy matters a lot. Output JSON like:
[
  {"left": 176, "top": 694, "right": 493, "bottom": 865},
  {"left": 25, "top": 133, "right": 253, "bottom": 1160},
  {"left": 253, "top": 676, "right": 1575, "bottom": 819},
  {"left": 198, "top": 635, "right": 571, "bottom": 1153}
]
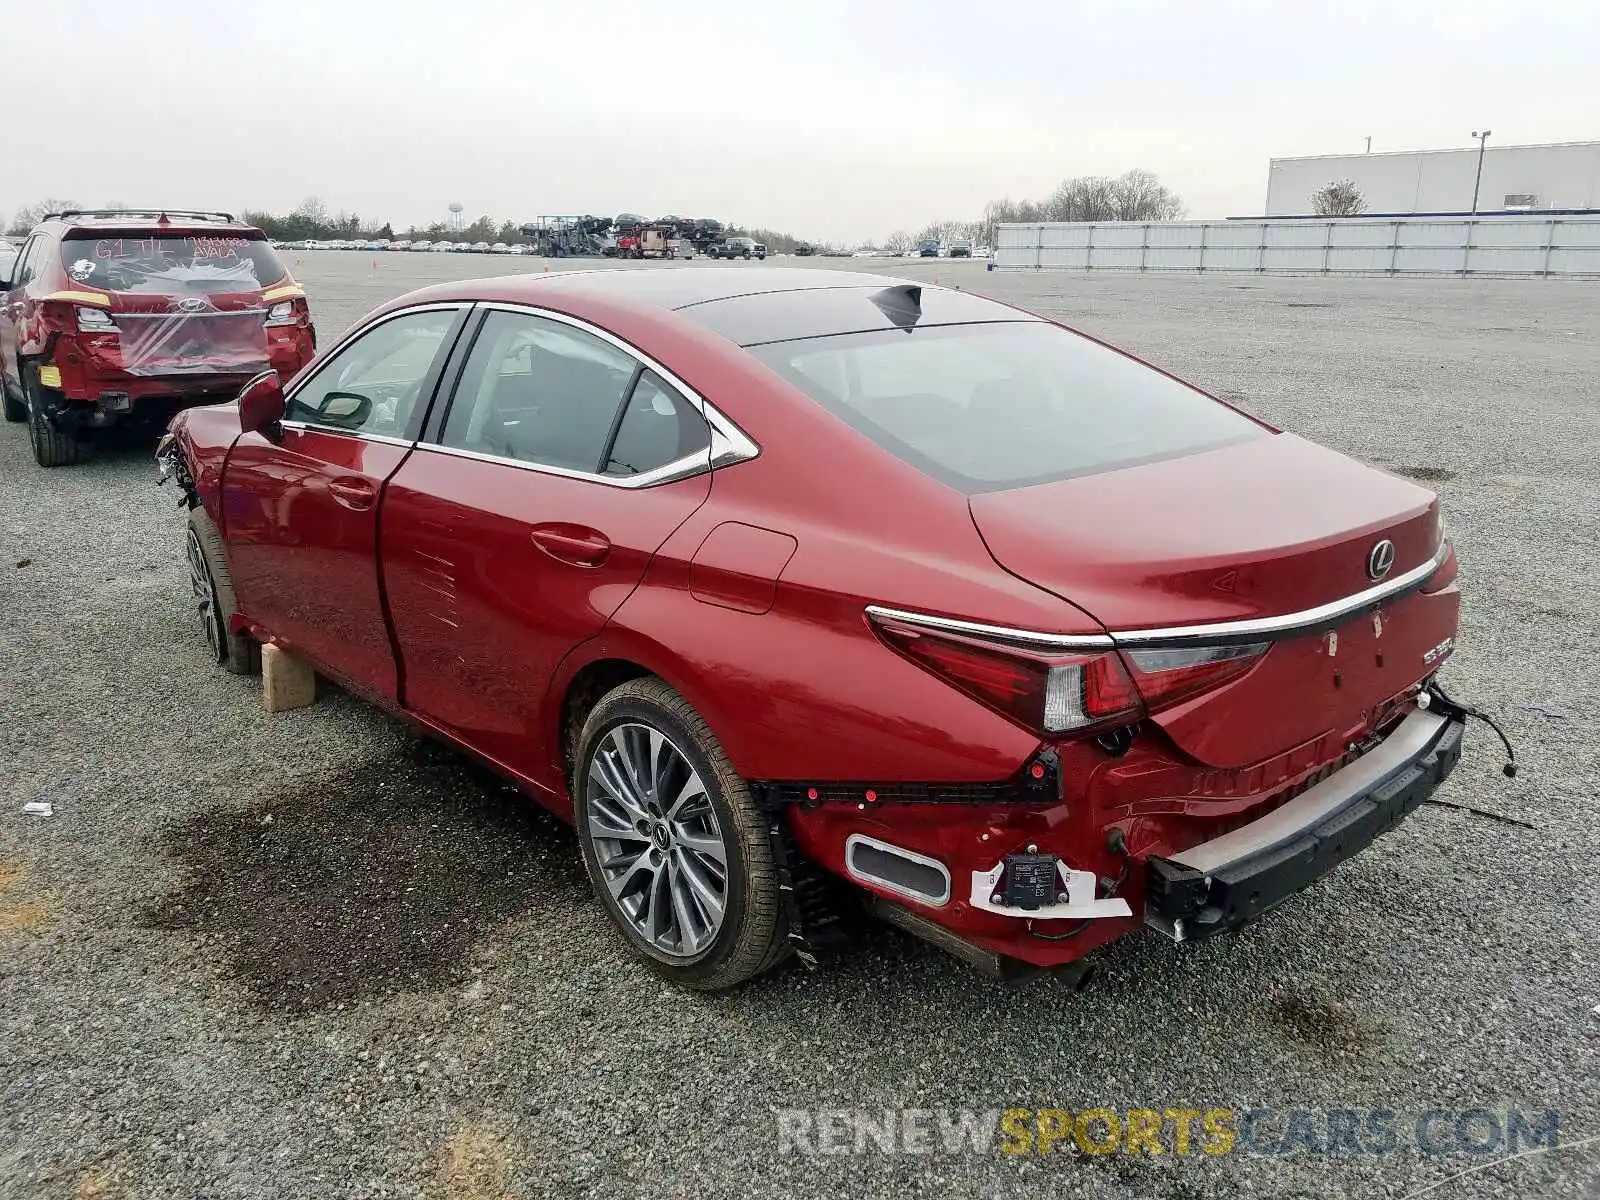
[
  {"left": 575, "top": 679, "right": 788, "bottom": 990},
  {"left": 185, "top": 507, "right": 261, "bottom": 675}
]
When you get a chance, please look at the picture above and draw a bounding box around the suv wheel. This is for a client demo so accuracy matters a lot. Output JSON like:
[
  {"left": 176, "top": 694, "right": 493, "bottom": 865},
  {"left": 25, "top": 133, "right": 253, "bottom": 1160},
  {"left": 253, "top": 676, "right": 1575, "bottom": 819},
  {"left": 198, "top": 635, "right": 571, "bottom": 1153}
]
[
  {"left": 574, "top": 678, "right": 788, "bottom": 990},
  {"left": 185, "top": 507, "right": 261, "bottom": 675},
  {"left": 24, "top": 364, "right": 80, "bottom": 467}
]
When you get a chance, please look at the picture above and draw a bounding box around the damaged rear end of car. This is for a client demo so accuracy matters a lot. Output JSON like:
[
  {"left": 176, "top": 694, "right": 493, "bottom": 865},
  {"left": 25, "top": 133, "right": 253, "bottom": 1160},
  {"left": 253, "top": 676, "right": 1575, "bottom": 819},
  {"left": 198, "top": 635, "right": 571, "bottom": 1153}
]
[{"left": 749, "top": 308, "right": 1501, "bottom": 981}]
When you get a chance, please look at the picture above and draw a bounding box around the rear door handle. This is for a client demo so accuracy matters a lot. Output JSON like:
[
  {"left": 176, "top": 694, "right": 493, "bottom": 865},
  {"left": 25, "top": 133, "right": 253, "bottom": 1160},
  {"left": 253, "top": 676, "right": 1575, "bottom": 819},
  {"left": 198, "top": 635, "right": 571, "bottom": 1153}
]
[
  {"left": 328, "top": 476, "right": 377, "bottom": 511},
  {"left": 530, "top": 523, "right": 611, "bottom": 567}
]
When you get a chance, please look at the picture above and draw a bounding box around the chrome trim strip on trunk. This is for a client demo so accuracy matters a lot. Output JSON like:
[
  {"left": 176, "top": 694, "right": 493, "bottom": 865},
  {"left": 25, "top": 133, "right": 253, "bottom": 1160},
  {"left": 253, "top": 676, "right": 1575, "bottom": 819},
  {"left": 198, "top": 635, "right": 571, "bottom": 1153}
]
[
  {"left": 1171, "top": 708, "right": 1448, "bottom": 875},
  {"left": 864, "top": 539, "right": 1449, "bottom": 654},
  {"left": 1108, "top": 540, "right": 1451, "bottom": 648},
  {"left": 863, "top": 605, "right": 1114, "bottom": 651}
]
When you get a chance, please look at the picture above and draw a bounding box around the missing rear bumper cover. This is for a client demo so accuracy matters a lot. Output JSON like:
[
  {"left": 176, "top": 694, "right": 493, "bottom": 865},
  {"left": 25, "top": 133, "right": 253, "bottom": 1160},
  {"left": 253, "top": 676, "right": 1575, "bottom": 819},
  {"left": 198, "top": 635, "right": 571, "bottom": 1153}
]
[{"left": 1145, "top": 709, "right": 1465, "bottom": 941}]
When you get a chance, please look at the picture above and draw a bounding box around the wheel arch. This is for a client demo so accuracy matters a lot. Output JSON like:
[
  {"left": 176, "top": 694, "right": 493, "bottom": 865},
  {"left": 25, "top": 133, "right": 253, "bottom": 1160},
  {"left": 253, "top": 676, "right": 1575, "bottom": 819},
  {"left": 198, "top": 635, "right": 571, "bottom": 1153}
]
[{"left": 546, "top": 635, "right": 745, "bottom": 803}]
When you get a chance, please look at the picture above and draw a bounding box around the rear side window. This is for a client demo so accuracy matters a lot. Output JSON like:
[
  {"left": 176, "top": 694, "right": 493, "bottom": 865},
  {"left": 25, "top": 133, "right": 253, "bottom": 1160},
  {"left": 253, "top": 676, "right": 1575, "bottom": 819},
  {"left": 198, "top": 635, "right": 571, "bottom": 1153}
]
[
  {"left": 13, "top": 236, "right": 43, "bottom": 287},
  {"left": 748, "top": 322, "right": 1265, "bottom": 492},
  {"left": 603, "top": 370, "right": 710, "bottom": 477},
  {"left": 59, "top": 234, "right": 287, "bottom": 294},
  {"left": 441, "top": 311, "right": 637, "bottom": 471}
]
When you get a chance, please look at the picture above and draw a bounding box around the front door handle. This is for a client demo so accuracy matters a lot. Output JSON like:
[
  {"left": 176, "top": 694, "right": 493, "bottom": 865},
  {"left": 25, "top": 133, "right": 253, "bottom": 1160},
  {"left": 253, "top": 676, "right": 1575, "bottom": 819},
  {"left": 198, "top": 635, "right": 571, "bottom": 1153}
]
[
  {"left": 327, "top": 475, "right": 377, "bottom": 511},
  {"left": 530, "top": 523, "right": 611, "bottom": 567}
]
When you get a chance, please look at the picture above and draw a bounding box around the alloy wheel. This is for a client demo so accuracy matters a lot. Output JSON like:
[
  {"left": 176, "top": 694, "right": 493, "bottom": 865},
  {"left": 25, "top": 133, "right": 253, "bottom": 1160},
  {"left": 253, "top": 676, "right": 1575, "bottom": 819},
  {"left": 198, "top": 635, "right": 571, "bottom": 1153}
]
[
  {"left": 585, "top": 722, "right": 729, "bottom": 958},
  {"left": 185, "top": 527, "right": 224, "bottom": 662}
]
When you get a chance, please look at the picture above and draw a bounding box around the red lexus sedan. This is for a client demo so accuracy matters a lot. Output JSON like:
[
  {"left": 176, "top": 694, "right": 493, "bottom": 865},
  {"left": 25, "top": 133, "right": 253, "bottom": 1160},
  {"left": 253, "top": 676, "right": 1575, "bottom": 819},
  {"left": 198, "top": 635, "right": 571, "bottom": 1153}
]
[{"left": 159, "top": 268, "right": 1482, "bottom": 990}]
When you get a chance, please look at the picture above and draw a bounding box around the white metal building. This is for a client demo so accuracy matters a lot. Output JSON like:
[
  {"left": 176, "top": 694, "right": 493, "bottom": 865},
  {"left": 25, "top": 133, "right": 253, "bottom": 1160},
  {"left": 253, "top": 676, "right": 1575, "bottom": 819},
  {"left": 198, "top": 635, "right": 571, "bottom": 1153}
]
[{"left": 1265, "top": 140, "right": 1600, "bottom": 216}]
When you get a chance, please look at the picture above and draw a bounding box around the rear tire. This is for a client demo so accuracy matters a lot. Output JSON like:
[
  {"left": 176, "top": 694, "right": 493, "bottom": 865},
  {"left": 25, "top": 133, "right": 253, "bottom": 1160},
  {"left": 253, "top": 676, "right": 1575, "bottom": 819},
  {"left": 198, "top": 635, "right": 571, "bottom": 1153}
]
[
  {"left": 574, "top": 679, "right": 788, "bottom": 990},
  {"left": 24, "top": 365, "right": 80, "bottom": 467},
  {"left": 185, "top": 507, "right": 260, "bottom": 675}
]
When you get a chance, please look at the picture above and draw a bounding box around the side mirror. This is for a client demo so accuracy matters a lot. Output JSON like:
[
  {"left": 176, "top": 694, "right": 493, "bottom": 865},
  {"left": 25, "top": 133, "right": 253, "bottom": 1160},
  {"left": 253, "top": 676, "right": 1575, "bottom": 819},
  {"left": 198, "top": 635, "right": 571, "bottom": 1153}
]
[
  {"left": 237, "top": 371, "right": 285, "bottom": 438},
  {"left": 315, "top": 390, "right": 372, "bottom": 429}
]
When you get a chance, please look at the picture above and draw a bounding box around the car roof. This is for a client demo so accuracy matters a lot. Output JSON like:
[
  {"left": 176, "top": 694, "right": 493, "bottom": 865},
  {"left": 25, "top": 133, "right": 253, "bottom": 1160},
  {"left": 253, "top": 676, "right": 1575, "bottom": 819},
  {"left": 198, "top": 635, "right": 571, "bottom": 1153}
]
[
  {"left": 404, "top": 267, "right": 1039, "bottom": 347},
  {"left": 41, "top": 210, "right": 261, "bottom": 237}
]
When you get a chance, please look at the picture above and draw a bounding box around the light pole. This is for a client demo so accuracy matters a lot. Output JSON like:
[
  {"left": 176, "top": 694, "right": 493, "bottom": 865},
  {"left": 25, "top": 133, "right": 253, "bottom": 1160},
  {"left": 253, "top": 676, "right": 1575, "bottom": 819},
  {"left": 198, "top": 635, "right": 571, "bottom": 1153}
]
[{"left": 1470, "top": 130, "right": 1492, "bottom": 214}]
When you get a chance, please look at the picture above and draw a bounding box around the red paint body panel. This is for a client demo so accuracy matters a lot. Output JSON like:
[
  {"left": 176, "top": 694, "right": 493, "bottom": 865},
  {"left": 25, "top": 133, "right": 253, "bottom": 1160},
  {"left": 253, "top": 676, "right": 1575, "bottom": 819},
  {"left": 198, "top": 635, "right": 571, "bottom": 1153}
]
[
  {"left": 163, "top": 269, "right": 1466, "bottom": 974},
  {"left": 380, "top": 447, "right": 712, "bottom": 787},
  {"left": 688, "top": 522, "right": 797, "bottom": 614},
  {"left": 223, "top": 428, "right": 407, "bottom": 701},
  {"left": 969, "top": 434, "right": 1439, "bottom": 628}
]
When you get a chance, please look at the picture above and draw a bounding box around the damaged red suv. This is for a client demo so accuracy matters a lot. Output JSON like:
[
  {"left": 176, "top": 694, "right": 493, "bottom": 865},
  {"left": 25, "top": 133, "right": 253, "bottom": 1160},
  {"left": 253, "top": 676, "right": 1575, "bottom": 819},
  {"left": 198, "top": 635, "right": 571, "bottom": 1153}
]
[
  {"left": 160, "top": 268, "right": 1494, "bottom": 990},
  {"left": 1, "top": 210, "right": 315, "bottom": 466}
]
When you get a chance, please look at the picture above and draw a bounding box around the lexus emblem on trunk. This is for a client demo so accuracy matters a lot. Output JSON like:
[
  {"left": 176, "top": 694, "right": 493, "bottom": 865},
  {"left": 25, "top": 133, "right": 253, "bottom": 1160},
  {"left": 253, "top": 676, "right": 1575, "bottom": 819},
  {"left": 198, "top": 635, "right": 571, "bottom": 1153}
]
[{"left": 1367, "top": 539, "right": 1396, "bottom": 581}]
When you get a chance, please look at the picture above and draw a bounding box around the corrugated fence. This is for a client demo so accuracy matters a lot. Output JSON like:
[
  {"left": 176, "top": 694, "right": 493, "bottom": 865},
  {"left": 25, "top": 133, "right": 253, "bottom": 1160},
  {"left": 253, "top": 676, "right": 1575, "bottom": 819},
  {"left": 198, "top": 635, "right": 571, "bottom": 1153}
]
[{"left": 994, "top": 215, "right": 1600, "bottom": 277}]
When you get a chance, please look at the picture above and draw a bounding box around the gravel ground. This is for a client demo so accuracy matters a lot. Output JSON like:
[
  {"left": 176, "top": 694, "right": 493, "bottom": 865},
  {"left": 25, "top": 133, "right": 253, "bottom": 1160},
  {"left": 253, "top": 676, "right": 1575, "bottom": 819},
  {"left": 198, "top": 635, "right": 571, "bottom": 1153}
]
[{"left": 1, "top": 252, "right": 1596, "bottom": 1200}]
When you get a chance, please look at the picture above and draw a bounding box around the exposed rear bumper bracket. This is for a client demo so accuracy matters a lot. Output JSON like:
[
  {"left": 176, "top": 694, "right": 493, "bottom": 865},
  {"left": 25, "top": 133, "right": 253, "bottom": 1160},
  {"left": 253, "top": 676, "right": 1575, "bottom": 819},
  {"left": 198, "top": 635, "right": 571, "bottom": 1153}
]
[{"left": 1145, "top": 708, "right": 1466, "bottom": 941}]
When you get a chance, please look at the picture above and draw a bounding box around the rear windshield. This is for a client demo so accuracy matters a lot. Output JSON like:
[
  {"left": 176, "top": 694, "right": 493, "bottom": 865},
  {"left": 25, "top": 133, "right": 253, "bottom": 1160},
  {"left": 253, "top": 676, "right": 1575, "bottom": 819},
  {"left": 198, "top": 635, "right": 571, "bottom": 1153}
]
[
  {"left": 747, "top": 322, "right": 1266, "bottom": 492},
  {"left": 60, "top": 234, "right": 287, "bottom": 295}
]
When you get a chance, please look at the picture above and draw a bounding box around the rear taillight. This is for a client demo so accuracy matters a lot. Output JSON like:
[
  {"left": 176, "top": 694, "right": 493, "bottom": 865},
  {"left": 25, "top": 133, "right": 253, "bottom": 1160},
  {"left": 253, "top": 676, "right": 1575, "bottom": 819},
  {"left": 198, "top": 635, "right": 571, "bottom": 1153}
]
[
  {"left": 76, "top": 305, "right": 117, "bottom": 332},
  {"left": 869, "top": 616, "right": 1142, "bottom": 735},
  {"left": 266, "top": 298, "right": 307, "bottom": 327},
  {"left": 1122, "top": 642, "right": 1268, "bottom": 709}
]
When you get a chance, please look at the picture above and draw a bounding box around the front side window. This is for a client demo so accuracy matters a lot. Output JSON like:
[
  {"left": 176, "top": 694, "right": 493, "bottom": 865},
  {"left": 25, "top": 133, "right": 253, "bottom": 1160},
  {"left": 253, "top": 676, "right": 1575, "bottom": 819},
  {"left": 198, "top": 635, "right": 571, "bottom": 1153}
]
[
  {"left": 59, "top": 234, "right": 288, "bottom": 295},
  {"left": 287, "top": 309, "right": 457, "bottom": 436},
  {"left": 748, "top": 322, "right": 1266, "bottom": 492},
  {"left": 440, "top": 311, "right": 638, "bottom": 472}
]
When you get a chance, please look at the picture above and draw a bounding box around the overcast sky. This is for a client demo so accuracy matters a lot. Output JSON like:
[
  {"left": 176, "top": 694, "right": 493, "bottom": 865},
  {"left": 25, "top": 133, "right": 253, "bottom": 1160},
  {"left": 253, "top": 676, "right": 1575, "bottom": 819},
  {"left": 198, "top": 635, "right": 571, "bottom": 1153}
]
[{"left": 3, "top": 1, "right": 1596, "bottom": 242}]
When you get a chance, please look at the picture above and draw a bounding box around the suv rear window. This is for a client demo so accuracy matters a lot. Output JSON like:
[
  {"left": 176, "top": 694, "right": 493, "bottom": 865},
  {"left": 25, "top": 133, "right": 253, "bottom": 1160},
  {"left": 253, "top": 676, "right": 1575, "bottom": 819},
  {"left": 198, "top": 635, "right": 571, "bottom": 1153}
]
[
  {"left": 747, "top": 322, "right": 1266, "bottom": 492},
  {"left": 60, "top": 234, "right": 287, "bottom": 295}
]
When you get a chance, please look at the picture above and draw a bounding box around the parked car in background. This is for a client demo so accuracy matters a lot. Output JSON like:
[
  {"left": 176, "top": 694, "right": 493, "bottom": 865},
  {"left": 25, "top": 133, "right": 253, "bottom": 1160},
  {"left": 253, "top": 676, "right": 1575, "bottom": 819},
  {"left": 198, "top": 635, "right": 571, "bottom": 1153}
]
[
  {"left": 392, "top": 240, "right": 413, "bottom": 251},
  {"left": 431, "top": 242, "right": 455, "bottom": 252},
  {"left": 792, "top": 242, "right": 817, "bottom": 257},
  {"left": 709, "top": 237, "right": 764, "bottom": 260},
  {"left": 916, "top": 241, "right": 939, "bottom": 257},
  {"left": 470, "top": 241, "right": 492, "bottom": 254},
  {"left": 1, "top": 209, "right": 315, "bottom": 466},
  {"left": 490, "top": 243, "right": 511, "bottom": 254},
  {"left": 948, "top": 241, "right": 973, "bottom": 258},
  {"left": 161, "top": 267, "right": 1474, "bottom": 990}
]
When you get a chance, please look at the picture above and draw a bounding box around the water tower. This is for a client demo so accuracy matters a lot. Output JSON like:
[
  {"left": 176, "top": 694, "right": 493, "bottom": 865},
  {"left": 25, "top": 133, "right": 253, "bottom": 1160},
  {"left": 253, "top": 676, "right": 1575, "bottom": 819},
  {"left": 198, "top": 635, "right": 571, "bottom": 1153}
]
[{"left": 448, "top": 201, "right": 464, "bottom": 233}]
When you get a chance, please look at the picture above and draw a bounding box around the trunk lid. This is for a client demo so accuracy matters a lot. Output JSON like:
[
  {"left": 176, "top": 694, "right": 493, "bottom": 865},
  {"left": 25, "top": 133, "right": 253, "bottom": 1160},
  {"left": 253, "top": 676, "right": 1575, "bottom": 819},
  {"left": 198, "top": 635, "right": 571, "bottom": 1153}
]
[{"left": 968, "top": 433, "right": 1455, "bottom": 767}]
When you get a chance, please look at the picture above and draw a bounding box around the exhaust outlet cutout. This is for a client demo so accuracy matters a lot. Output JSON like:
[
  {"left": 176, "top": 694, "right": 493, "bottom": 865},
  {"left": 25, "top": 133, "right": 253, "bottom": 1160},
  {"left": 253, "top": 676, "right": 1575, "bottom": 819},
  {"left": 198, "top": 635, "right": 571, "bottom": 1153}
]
[{"left": 845, "top": 834, "right": 951, "bottom": 906}]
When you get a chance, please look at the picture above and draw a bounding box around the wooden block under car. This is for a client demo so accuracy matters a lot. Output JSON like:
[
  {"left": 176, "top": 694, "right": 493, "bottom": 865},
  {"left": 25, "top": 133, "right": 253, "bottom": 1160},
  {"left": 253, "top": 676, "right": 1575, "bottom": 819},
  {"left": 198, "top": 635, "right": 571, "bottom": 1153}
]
[{"left": 261, "top": 643, "right": 317, "bottom": 712}]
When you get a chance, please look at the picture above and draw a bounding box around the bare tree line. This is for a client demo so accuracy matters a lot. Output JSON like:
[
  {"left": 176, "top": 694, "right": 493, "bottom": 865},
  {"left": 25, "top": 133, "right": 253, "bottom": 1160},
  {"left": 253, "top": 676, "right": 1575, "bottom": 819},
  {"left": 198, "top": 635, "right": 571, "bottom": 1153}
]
[{"left": 978, "top": 169, "right": 1186, "bottom": 242}]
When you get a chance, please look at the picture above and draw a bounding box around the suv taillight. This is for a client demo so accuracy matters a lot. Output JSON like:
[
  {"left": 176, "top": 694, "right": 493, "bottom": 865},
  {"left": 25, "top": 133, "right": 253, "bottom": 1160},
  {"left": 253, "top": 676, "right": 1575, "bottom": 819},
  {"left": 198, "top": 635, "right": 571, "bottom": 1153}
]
[
  {"left": 869, "top": 615, "right": 1142, "bottom": 735},
  {"left": 266, "top": 297, "right": 307, "bottom": 327}
]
